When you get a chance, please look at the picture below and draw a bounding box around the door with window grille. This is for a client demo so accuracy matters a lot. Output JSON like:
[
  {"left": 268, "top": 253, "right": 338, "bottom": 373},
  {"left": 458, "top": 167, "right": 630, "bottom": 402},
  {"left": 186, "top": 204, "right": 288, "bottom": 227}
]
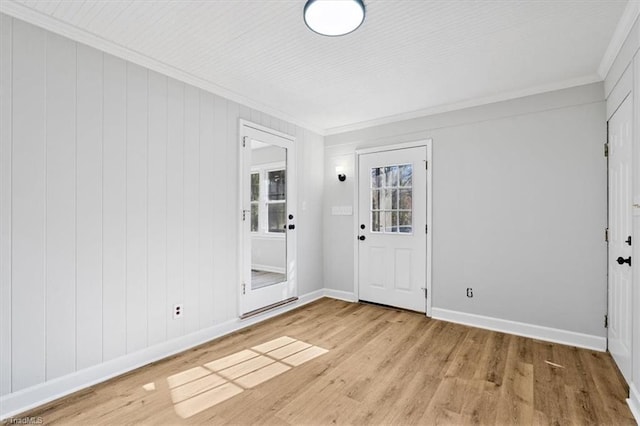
[{"left": 357, "top": 145, "right": 428, "bottom": 312}]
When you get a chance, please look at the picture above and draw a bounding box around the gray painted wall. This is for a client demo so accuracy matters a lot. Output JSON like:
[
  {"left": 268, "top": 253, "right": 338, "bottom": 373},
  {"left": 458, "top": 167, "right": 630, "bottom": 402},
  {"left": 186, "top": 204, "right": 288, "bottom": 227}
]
[
  {"left": 324, "top": 82, "right": 607, "bottom": 339},
  {"left": 0, "top": 14, "right": 324, "bottom": 397}
]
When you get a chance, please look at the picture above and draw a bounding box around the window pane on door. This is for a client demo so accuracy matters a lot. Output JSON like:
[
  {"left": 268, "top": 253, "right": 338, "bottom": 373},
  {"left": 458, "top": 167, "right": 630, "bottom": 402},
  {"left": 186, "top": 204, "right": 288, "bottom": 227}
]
[
  {"left": 371, "top": 211, "right": 381, "bottom": 232},
  {"left": 268, "top": 203, "right": 286, "bottom": 233},
  {"left": 251, "top": 203, "right": 259, "bottom": 232},
  {"left": 399, "top": 211, "right": 412, "bottom": 233},
  {"left": 385, "top": 166, "right": 398, "bottom": 187},
  {"left": 399, "top": 165, "right": 412, "bottom": 187},
  {"left": 370, "top": 163, "right": 413, "bottom": 234},
  {"left": 371, "top": 190, "right": 380, "bottom": 210},
  {"left": 250, "top": 172, "right": 260, "bottom": 233},
  {"left": 384, "top": 211, "right": 395, "bottom": 232},
  {"left": 381, "top": 189, "right": 393, "bottom": 210},
  {"left": 251, "top": 173, "right": 260, "bottom": 201},
  {"left": 399, "top": 189, "right": 412, "bottom": 210},
  {"left": 268, "top": 170, "right": 286, "bottom": 201},
  {"left": 371, "top": 168, "right": 383, "bottom": 188}
]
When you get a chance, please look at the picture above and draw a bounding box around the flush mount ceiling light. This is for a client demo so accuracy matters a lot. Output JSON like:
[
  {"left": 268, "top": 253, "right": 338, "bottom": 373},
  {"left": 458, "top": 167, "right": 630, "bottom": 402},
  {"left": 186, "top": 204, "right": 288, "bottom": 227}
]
[{"left": 304, "top": 0, "right": 365, "bottom": 37}]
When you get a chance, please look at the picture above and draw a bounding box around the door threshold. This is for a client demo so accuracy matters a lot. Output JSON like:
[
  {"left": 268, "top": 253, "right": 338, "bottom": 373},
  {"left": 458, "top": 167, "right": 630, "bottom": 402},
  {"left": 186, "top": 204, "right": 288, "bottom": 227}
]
[
  {"left": 240, "top": 297, "right": 299, "bottom": 320},
  {"left": 358, "top": 299, "right": 425, "bottom": 315}
]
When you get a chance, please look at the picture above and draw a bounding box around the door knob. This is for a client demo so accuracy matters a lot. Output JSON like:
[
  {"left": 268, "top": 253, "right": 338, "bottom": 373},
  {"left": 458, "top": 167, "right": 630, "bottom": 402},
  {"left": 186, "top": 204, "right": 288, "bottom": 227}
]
[
  {"left": 358, "top": 235, "right": 365, "bottom": 241},
  {"left": 617, "top": 256, "right": 631, "bottom": 266},
  {"left": 625, "top": 236, "right": 632, "bottom": 246}
]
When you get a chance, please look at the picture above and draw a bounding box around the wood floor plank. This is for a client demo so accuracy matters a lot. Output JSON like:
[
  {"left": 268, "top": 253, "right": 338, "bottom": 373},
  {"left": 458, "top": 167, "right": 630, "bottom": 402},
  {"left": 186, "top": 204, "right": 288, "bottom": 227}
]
[
  {"left": 173, "top": 382, "right": 243, "bottom": 419},
  {"left": 234, "top": 362, "right": 291, "bottom": 389},
  {"left": 495, "top": 336, "right": 534, "bottom": 425},
  {"left": 170, "top": 373, "right": 227, "bottom": 403},
  {"left": 166, "top": 366, "right": 211, "bottom": 389},
  {"left": 282, "top": 346, "right": 328, "bottom": 366},
  {"left": 266, "top": 340, "right": 312, "bottom": 359},
  {"left": 203, "top": 349, "right": 260, "bottom": 372},
  {"left": 251, "top": 336, "right": 297, "bottom": 354},
  {"left": 19, "top": 298, "right": 635, "bottom": 425},
  {"left": 217, "top": 355, "right": 275, "bottom": 380},
  {"left": 533, "top": 341, "right": 572, "bottom": 425}
]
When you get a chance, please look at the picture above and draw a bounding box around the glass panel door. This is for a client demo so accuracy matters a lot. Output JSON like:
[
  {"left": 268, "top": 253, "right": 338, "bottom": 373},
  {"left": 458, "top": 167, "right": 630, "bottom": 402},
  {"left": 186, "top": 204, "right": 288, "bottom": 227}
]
[
  {"left": 240, "top": 122, "right": 297, "bottom": 316},
  {"left": 250, "top": 143, "right": 287, "bottom": 290}
]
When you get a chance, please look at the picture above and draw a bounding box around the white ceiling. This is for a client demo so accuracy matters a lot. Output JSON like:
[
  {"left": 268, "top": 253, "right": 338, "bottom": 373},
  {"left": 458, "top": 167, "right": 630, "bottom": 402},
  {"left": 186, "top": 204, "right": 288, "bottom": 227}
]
[{"left": 3, "top": 0, "right": 631, "bottom": 133}]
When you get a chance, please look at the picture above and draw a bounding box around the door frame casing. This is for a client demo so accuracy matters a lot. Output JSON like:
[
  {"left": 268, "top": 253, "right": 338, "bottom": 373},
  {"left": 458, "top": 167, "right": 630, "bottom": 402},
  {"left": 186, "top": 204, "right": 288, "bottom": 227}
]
[
  {"left": 237, "top": 119, "right": 297, "bottom": 317},
  {"left": 353, "top": 139, "right": 433, "bottom": 316},
  {"left": 607, "top": 94, "right": 634, "bottom": 382},
  {"left": 605, "top": 66, "right": 633, "bottom": 357}
]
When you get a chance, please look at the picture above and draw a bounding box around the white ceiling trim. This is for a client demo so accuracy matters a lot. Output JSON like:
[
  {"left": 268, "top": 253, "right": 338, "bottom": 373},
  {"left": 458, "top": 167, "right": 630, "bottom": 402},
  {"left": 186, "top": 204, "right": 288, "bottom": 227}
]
[
  {"left": 598, "top": 0, "right": 640, "bottom": 79},
  {"left": 0, "top": 0, "right": 326, "bottom": 136},
  {"left": 324, "top": 73, "right": 602, "bottom": 136}
]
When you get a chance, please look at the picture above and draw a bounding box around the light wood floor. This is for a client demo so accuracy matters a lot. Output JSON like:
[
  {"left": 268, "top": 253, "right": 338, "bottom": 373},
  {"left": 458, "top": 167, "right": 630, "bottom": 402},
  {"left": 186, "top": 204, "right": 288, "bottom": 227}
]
[{"left": 22, "top": 298, "right": 636, "bottom": 425}]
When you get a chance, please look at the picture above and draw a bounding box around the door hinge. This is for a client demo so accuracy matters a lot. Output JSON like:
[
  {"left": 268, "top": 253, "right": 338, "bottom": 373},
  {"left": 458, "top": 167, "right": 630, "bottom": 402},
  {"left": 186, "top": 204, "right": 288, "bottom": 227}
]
[
  {"left": 425, "top": 224, "right": 428, "bottom": 234},
  {"left": 242, "top": 210, "right": 246, "bottom": 221},
  {"left": 421, "top": 287, "right": 427, "bottom": 299},
  {"left": 242, "top": 283, "right": 246, "bottom": 295},
  {"left": 605, "top": 227, "right": 609, "bottom": 242},
  {"left": 604, "top": 143, "right": 609, "bottom": 157},
  {"left": 242, "top": 136, "right": 247, "bottom": 148},
  {"left": 604, "top": 314, "right": 608, "bottom": 328},
  {"left": 425, "top": 161, "right": 428, "bottom": 170}
]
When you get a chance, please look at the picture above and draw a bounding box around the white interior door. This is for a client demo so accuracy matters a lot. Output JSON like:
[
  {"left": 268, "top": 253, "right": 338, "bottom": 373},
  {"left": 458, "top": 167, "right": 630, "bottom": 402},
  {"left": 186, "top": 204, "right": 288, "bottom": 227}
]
[
  {"left": 608, "top": 95, "right": 633, "bottom": 384},
  {"left": 357, "top": 145, "right": 430, "bottom": 313},
  {"left": 239, "top": 122, "right": 296, "bottom": 316}
]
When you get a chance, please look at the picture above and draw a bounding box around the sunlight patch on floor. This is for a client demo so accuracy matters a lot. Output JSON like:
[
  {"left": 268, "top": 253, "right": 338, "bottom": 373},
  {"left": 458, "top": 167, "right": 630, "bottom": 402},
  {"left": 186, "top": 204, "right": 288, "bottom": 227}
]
[{"left": 160, "top": 336, "right": 328, "bottom": 419}]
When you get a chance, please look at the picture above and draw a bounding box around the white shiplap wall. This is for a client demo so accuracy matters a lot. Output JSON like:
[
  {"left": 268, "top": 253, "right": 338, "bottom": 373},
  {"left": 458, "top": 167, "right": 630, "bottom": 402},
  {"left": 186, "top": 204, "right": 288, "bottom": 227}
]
[{"left": 0, "top": 14, "right": 325, "bottom": 397}]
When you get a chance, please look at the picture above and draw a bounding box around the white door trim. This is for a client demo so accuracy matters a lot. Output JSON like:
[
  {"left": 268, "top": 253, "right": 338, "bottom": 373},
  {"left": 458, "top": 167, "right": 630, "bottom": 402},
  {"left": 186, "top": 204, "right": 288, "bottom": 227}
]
[
  {"left": 606, "top": 94, "right": 633, "bottom": 383},
  {"left": 239, "top": 119, "right": 296, "bottom": 142},
  {"left": 237, "top": 120, "right": 297, "bottom": 317},
  {"left": 356, "top": 140, "right": 432, "bottom": 155},
  {"left": 607, "top": 65, "right": 633, "bottom": 120},
  {"left": 353, "top": 139, "right": 433, "bottom": 316}
]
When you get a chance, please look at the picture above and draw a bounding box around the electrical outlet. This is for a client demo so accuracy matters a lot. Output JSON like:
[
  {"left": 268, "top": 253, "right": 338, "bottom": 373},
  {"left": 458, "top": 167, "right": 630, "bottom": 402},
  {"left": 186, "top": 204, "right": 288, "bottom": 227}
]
[
  {"left": 466, "top": 288, "right": 473, "bottom": 298},
  {"left": 173, "top": 304, "right": 183, "bottom": 319}
]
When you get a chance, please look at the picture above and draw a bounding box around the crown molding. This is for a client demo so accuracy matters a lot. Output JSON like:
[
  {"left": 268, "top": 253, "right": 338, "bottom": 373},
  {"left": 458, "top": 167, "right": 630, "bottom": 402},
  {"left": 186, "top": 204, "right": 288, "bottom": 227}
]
[
  {"left": 598, "top": 0, "right": 640, "bottom": 79},
  {"left": 0, "top": 1, "right": 326, "bottom": 136},
  {"left": 324, "top": 74, "right": 602, "bottom": 136}
]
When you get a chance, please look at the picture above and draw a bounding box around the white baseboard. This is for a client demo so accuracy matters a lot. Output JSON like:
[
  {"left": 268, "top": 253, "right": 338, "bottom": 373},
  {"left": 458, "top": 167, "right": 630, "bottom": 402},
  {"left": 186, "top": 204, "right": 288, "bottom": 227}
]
[
  {"left": 0, "top": 289, "right": 325, "bottom": 420},
  {"left": 629, "top": 383, "right": 640, "bottom": 424},
  {"left": 323, "top": 289, "right": 357, "bottom": 302},
  {"left": 431, "top": 308, "right": 606, "bottom": 352}
]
